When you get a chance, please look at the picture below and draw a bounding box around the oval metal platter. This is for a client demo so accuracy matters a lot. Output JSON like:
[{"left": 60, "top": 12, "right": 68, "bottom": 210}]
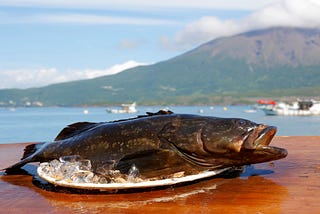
[{"left": 37, "top": 166, "right": 230, "bottom": 191}]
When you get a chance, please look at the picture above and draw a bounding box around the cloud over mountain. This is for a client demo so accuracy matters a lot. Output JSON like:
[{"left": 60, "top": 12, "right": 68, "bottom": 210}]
[
  {"left": 163, "top": 0, "right": 320, "bottom": 50},
  {"left": 0, "top": 60, "right": 147, "bottom": 89}
]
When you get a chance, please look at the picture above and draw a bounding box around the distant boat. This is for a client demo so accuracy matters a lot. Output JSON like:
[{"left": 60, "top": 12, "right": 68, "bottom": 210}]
[
  {"left": 243, "top": 109, "right": 257, "bottom": 113},
  {"left": 254, "top": 99, "right": 276, "bottom": 110},
  {"left": 261, "top": 99, "right": 320, "bottom": 116},
  {"left": 106, "top": 102, "right": 138, "bottom": 114}
]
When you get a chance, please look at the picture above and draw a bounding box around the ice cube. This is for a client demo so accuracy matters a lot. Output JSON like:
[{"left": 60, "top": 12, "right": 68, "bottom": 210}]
[
  {"left": 83, "top": 172, "right": 94, "bottom": 183},
  {"left": 127, "top": 164, "right": 140, "bottom": 182},
  {"left": 79, "top": 159, "right": 92, "bottom": 171},
  {"left": 114, "top": 177, "right": 127, "bottom": 183},
  {"left": 49, "top": 159, "right": 62, "bottom": 169},
  {"left": 96, "top": 160, "right": 116, "bottom": 175},
  {"left": 70, "top": 173, "right": 86, "bottom": 183},
  {"left": 110, "top": 170, "right": 121, "bottom": 177},
  {"left": 59, "top": 155, "right": 82, "bottom": 163},
  {"left": 59, "top": 162, "right": 79, "bottom": 180},
  {"left": 39, "top": 158, "right": 148, "bottom": 185},
  {"left": 44, "top": 159, "right": 63, "bottom": 177},
  {"left": 91, "top": 175, "right": 101, "bottom": 183},
  {"left": 69, "top": 171, "right": 93, "bottom": 183}
]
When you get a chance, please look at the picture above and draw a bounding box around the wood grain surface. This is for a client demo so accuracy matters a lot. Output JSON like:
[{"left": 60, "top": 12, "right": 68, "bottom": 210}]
[{"left": 1, "top": 136, "right": 320, "bottom": 213}]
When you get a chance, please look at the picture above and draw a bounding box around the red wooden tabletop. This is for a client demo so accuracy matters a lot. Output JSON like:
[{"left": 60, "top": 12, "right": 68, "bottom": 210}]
[{"left": 1, "top": 136, "right": 320, "bottom": 213}]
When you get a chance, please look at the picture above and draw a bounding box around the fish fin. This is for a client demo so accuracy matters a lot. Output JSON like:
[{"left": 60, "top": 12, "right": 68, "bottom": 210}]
[
  {"left": 115, "top": 149, "right": 199, "bottom": 178},
  {"left": 22, "top": 143, "right": 38, "bottom": 159},
  {"left": 115, "top": 149, "right": 161, "bottom": 173},
  {"left": 54, "top": 122, "right": 100, "bottom": 141},
  {"left": 4, "top": 142, "right": 45, "bottom": 173},
  {"left": 110, "top": 110, "right": 174, "bottom": 123},
  {"left": 136, "top": 109, "right": 173, "bottom": 118},
  {"left": 145, "top": 110, "right": 174, "bottom": 116}
]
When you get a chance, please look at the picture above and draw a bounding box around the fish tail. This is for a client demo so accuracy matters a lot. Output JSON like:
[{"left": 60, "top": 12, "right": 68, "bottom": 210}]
[{"left": 3, "top": 142, "right": 45, "bottom": 173}]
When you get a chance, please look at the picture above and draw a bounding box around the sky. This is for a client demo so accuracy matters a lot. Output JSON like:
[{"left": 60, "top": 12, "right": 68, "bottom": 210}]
[{"left": 1, "top": 0, "right": 320, "bottom": 89}]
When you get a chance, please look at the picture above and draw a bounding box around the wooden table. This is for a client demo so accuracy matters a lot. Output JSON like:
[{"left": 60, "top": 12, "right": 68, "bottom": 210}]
[{"left": 1, "top": 136, "right": 320, "bottom": 213}]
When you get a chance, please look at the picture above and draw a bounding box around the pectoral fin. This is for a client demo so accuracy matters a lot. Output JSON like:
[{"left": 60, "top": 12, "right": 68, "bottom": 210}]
[{"left": 115, "top": 149, "right": 201, "bottom": 179}]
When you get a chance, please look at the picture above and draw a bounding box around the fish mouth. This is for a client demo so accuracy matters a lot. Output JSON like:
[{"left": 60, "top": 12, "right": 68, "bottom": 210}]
[
  {"left": 241, "top": 125, "right": 287, "bottom": 162},
  {"left": 243, "top": 125, "right": 277, "bottom": 150}
]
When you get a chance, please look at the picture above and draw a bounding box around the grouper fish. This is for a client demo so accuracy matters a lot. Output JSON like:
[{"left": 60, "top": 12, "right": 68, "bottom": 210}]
[{"left": 5, "top": 110, "right": 287, "bottom": 179}]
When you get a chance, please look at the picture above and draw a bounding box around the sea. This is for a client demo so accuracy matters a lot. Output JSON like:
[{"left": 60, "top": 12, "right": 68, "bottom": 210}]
[{"left": 0, "top": 105, "right": 319, "bottom": 144}]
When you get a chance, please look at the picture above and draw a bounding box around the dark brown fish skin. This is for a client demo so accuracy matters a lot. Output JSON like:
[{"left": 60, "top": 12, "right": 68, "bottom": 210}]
[{"left": 4, "top": 111, "right": 287, "bottom": 178}]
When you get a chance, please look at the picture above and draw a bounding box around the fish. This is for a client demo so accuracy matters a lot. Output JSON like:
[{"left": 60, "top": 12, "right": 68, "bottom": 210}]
[{"left": 4, "top": 110, "right": 287, "bottom": 179}]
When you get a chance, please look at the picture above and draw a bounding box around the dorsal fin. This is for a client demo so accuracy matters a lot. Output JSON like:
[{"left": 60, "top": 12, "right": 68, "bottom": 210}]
[
  {"left": 55, "top": 110, "right": 174, "bottom": 141},
  {"left": 145, "top": 109, "right": 174, "bottom": 116},
  {"left": 110, "top": 110, "right": 174, "bottom": 123},
  {"left": 54, "top": 122, "right": 100, "bottom": 141}
]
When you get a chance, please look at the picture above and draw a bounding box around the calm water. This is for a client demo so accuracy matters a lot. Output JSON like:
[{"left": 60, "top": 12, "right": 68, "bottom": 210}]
[{"left": 0, "top": 106, "right": 319, "bottom": 144}]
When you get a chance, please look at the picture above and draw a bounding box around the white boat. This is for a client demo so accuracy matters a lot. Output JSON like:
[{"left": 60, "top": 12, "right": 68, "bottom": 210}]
[
  {"left": 106, "top": 102, "right": 138, "bottom": 114},
  {"left": 262, "top": 99, "right": 320, "bottom": 116}
]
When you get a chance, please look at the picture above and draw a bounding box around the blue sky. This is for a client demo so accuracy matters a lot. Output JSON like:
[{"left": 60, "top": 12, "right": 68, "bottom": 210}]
[{"left": 0, "top": 0, "right": 319, "bottom": 89}]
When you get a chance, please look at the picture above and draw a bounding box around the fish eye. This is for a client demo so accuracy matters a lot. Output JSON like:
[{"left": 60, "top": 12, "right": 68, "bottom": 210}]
[{"left": 236, "top": 119, "right": 248, "bottom": 127}]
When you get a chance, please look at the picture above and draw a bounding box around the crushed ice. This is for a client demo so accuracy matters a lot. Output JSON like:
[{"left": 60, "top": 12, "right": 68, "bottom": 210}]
[{"left": 39, "top": 155, "right": 143, "bottom": 184}]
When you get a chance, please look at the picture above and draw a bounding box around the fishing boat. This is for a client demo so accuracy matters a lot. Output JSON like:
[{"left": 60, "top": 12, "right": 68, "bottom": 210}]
[
  {"left": 106, "top": 102, "right": 138, "bottom": 114},
  {"left": 254, "top": 100, "right": 276, "bottom": 110},
  {"left": 261, "top": 99, "right": 320, "bottom": 116}
]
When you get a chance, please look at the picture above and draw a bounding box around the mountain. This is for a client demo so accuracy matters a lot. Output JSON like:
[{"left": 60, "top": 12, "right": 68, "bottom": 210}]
[{"left": 1, "top": 27, "right": 320, "bottom": 106}]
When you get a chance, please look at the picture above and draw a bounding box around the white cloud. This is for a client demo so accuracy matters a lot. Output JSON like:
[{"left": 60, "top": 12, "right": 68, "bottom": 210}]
[
  {"left": 74, "top": 60, "right": 148, "bottom": 78},
  {"left": 162, "top": 0, "right": 320, "bottom": 50},
  {"left": 0, "top": 60, "right": 147, "bottom": 89},
  {"left": 0, "top": 0, "right": 280, "bottom": 11},
  {"left": 35, "top": 13, "right": 179, "bottom": 26},
  {"left": 161, "top": 17, "right": 241, "bottom": 50},
  {"left": 0, "top": 12, "right": 179, "bottom": 26}
]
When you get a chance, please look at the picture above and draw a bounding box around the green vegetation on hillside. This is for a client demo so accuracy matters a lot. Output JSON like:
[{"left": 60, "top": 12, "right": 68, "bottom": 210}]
[{"left": 0, "top": 27, "right": 320, "bottom": 107}]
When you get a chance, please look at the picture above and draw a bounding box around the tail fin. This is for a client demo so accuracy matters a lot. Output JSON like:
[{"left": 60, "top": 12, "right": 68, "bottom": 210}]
[{"left": 3, "top": 142, "right": 45, "bottom": 173}]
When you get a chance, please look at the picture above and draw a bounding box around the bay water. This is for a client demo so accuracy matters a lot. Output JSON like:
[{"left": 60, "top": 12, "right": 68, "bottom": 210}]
[{"left": 0, "top": 105, "right": 319, "bottom": 144}]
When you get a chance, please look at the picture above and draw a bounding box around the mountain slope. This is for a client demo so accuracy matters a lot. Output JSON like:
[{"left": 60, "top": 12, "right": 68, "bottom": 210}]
[{"left": 1, "top": 27, "right": 320, "bottom": 106}]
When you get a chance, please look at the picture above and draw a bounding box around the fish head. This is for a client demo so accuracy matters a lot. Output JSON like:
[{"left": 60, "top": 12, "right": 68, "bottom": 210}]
[
  {"left": 202, "top": 118, "right": 287, "bottom": 166},
  {"left": 160, "top": 116, "right": 287, "bottom": 168}
]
